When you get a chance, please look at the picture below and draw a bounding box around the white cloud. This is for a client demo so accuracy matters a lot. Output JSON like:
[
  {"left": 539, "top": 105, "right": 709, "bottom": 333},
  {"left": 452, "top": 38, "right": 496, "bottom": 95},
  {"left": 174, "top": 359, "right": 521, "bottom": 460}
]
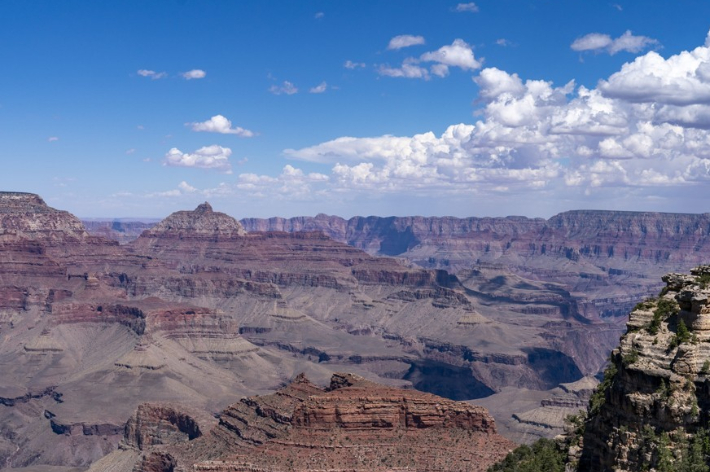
[
  {"left": 315, "top": 12, "right": 324, "bottom": 19},
  {"left": 178, "top": 181, "right": 197, "bottom": 193},
  {"left": 387, "top": 35, "right": 425, "bottom": 50},
  {"left": 344, "top": 60, "right": 366, "bottom": 69},
  {"left": 269, "top": 81, "right": 298, "bottom": 95},
  {"left": 188, "top": 115, "right": 254, "bottom": 137},
  {"left": 181, "top": 69, "right": 206, "bottom": 80},
  {"left": 236, "top": 165, "right": 329, "bottom": 199},
  {"left": 454, "top": 3, "right": 479, "bottom": 12},
  {"left": 378, "top": 60, "right": 430, "bottom": 79},
  {"left": 496, "top": 39, "right": 511, "bottom": 47},
  {"left": 126, "top": 148, "right": 136, "bottom": 154},
  {"left": 571, "top": 30, "right": 658, "bottom": 55},
  {"left": 137, "top": 69, "right": 167, "bottom": 80},
  {"left": 48, "top": 136, "right": 59, "bottom": 142},
  {"left": 420, "top": 39, "right": 481, "bottom": 71},
  {"left": 598, "top": 40, "right": 710, "bottom": 107},
  {"left": 310, "top": 81, "right": 328, "bottom": 94},
  {"left": 163, "top": 145, "right": 233, "bottom": 173},
  {"left": 379, "top": 39, "right": 481, "bottom": 80}
]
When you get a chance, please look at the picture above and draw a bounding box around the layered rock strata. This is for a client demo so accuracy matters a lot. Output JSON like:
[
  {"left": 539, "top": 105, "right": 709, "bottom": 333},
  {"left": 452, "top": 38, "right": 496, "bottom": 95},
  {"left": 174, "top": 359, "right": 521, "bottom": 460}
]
[
  {"left": 578, "top": 265, "right": 710, "bottom": 471},
  {"left": 95, "top": 373, "right": 515, "bottom": 472}
]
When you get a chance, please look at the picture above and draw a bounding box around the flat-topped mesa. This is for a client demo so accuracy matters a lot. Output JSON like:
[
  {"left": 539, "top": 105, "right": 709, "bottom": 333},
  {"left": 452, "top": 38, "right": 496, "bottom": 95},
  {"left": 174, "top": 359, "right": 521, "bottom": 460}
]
[
  {"left": 140, "top": 202, "right": 246, "bottom": 239},
  {"left": 0, "top": 191, "right": 88, "bottom": 240}
]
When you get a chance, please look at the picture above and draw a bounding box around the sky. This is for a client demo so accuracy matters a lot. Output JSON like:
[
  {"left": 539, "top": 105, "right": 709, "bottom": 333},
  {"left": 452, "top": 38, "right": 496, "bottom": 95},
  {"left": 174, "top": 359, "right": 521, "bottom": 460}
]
[{"left": 3, "top": 1, "right": 710, "bottom": 219}]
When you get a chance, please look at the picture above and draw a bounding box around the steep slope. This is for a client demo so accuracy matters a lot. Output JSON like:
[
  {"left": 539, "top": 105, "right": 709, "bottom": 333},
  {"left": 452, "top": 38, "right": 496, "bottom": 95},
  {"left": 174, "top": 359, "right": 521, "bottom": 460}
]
[{"left": 91, "top": 373, "right": 516, "bottom": 472}]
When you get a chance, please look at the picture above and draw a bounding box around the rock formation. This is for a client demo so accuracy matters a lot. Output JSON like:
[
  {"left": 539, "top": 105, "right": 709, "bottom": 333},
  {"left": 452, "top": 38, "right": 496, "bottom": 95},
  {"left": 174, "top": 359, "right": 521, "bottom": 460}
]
[
  {"left": 91, "top": 373, "right": 515, "bottom": 472},
  {"left": 574, "top": 265, "right": 710, "bottom": 471}
]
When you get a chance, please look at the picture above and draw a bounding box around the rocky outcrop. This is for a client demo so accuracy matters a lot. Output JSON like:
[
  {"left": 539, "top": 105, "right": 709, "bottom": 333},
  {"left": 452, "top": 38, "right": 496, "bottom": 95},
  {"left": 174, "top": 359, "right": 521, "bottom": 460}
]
[
  {"left": 124, "top": 404, "right": 207, "bottom": 450},
  {"left": 113, "top": 373, "right": 515, "bottom": 472},
  {"left": 0, "top": 192, "right": 89, "bottom": 241},
  {"left": 141, "top": 202, "right": 246, "bottom": 239},
  {"left": 577, "top": 265, "right": 710, "bottom": 471}
]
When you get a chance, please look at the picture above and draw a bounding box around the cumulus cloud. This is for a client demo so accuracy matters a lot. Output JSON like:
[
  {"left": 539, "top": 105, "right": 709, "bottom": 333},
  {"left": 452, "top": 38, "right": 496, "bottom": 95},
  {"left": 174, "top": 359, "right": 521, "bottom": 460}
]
[
  {"left": 421, "top": 39, "right": 481, "bottom": 71},
  {"left": 269, "top": 81, "right": 298, "bottom": 95},
  {"left": 379, "top": 39, "right": 481, "bottom": 79},
  {"left": 163, "top": 145, "right": 233, "bottom": 173},
  {"left": 310, "top": 81, "right": 328, "bottom": 93},
  {"left": 188, "top": 115, "right": 255, "bottom": 137},
  {"left": 571, "top": 30, "right": 658, "bottom": 55},
  {"left": 181, "top": 69, "right": 206, "bottom": 80},
  {"left": 387, "top": 35, "right": 425, "bottom": 50},
  {"left": 454, "top": 3, "right": 479, "bottom": 12},
  {"left": 137, "top": 69, "right": 167, "bottom": 79}
]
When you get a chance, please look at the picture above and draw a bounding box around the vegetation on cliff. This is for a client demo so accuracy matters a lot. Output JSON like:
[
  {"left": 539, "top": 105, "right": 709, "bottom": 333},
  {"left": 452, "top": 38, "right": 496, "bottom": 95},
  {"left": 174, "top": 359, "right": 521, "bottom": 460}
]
[{"left": 489, "top": 265, "right": 710, "bottom": 472}]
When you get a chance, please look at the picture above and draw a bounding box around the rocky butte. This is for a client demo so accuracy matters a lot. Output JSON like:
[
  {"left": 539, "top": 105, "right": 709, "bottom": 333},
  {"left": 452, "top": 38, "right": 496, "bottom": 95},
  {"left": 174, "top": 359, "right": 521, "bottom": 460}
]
[{"left": 90, "top": 372, "right": 515, "bottom": 472}]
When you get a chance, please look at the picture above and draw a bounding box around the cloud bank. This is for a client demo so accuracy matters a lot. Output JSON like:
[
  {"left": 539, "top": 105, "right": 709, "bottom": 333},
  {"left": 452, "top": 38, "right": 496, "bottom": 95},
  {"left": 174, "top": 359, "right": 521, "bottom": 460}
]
[{"left": 274, "top": 31, "right": 710, "bottom": 206}]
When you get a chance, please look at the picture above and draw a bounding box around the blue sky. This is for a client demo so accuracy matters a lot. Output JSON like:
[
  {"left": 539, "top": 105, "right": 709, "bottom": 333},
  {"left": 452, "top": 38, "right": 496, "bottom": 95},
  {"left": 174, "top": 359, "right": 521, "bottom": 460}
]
[{"left": 3, "top": 1, "right": 710, "bottom": 218}]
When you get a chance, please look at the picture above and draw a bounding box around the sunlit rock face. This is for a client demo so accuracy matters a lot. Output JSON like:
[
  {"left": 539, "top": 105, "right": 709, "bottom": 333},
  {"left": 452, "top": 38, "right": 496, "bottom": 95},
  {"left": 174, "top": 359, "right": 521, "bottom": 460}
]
[{"left": 97, "top": 373, "right": 516, "bottom": 472}]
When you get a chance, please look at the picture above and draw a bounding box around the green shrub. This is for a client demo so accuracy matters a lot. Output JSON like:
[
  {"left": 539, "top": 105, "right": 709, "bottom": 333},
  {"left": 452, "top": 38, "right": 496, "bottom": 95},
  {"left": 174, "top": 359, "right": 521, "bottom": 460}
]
[
  {"left": 670, "top": 319, "right": 692, "bottom": 350},
  {"left": 487, "top": 438, "right": 565, "bottom": 472},
  {"left": 623, "top": 348, "right": 640, "bottom": 366},
  {"left": 590, "top": 362, "right": 618, "bottom": 415},
  {"left": 649, "top": 299, "right": 679, "bottom": 335}
]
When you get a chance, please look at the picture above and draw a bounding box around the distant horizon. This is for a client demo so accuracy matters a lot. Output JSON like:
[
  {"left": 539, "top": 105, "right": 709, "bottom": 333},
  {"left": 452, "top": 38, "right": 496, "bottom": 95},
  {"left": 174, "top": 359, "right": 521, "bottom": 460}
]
[{"left": 75, "top": 206, "right": 710, "bottom": 222}]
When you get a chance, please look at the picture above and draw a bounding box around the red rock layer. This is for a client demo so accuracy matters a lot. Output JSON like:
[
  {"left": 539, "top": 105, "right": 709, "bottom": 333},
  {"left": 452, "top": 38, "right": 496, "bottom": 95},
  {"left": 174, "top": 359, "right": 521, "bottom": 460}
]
[{"left": 125, "top": 373, "right": 515, "bottom": 472}]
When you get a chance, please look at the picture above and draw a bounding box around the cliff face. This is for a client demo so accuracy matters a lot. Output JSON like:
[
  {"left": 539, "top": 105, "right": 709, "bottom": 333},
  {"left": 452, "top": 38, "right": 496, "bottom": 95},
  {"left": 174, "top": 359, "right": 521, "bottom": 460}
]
[
  {"left": 577, "top": 265, "right": 710, "bottom": 472},
  {"left": 97, "top": 373, "right": 515, "bottom": 472}
]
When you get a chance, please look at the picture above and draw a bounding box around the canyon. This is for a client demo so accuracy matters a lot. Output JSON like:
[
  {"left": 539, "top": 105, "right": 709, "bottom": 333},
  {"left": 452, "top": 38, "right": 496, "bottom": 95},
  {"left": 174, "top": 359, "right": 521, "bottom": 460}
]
[
  {"left": 88, "top": 209, "right": 710, "bottom": 443},
  {"left": 4, "top": 191, "right": 710, "bottom": 469},
  {"left": 0, "top": 192, "right": 584, "bottom": 469}
]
